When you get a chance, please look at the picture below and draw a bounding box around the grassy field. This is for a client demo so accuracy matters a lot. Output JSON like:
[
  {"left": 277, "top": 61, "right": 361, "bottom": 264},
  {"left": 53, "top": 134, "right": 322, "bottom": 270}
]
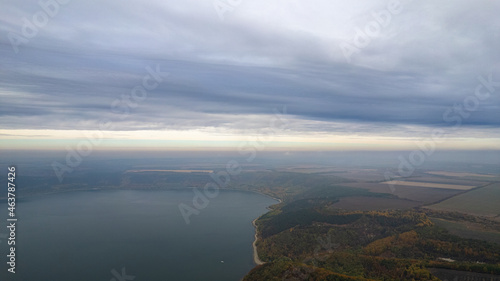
[
  {"left": 431, "top": 217, "right": 500, "bottom": 244},
  {"left": 426, "top": 171, "right": 497, "bottom": 178},
  {"left": 381, "top": 180, "right": 475, "bottom": 190},
  {"left": 429, "top": 268, "right": 500, "bottom": 281},
  {"left": 427, "top": 182, "right": 500, "bottom": 218},
  {"left": 333, "top": 196, "right": 421, "bottom": 211},
  {"left": 425, "top": 171, "right": 500, "bottom": 182},
  {"left": 343, "top": 182, "right": 463, "bottom": 204},
  {"left": 280, "top": 166, "right": 388, "bottom": 181},
  {"left": 401, "top": 176, "right": 485, "bottom": 186}
]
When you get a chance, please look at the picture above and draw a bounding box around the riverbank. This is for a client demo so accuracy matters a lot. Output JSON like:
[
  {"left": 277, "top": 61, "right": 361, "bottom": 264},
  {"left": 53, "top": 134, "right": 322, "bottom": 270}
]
[{"left": 252, "top": 218, "right": 265, "bottom": 265}]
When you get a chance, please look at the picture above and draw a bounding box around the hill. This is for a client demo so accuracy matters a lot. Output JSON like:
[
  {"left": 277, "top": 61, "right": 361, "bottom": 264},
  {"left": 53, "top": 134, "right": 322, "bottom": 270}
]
[{"left": 244, "top": 201, "right": 500, "bottom": 281}]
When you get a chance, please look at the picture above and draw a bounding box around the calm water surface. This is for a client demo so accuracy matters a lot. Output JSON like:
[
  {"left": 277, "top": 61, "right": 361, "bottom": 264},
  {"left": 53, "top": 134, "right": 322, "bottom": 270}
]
[{"left": 0, "top": 189, "right": 277, "bottom": 281}]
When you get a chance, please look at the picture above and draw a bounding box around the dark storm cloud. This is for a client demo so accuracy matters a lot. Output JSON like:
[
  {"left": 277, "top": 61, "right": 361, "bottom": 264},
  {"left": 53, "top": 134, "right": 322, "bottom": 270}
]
[{"left": 0, "top": 0, "right": 499, "bottom": 134}]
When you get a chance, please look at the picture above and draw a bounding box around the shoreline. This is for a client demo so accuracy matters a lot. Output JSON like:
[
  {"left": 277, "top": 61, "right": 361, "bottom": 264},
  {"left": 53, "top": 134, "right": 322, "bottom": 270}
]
[{"left": 252, "top": 218, "right": 265, "bottom": 266}]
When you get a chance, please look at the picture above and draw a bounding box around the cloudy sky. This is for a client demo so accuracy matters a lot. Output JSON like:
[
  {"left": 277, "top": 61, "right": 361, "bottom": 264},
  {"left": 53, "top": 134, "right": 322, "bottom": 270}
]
[{"left": 1, "top": 0, "right": 499, "bottom": 150}]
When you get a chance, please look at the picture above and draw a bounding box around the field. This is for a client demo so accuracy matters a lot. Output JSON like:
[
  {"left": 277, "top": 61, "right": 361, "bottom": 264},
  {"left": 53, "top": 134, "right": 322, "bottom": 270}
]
[
  {"left": 381, "top": 180, "right": 475, "bottom": 190},
  {"left": 332, "top": 196, "right": 421, "bottom": 211},
  {"left": 429, "top": 268, "right": 500, "bottom": 281},
  {"left": 426, "top": 171, "right": 497, "bottom": 178},
  {"left": 426, "top": 182, "right": 500, "bottom": 218},
  {"left": 430, "top": 218, "right": 500, "bottom": 244},
  {"left": 334, "top": 167, "right": 496, "bottom": 207},
  {"left": 396, "top": 176, "right": 485, "bottom": 186},
  {"left": 280, "top": 166, "right": 388, "bottom": 181},
  {"left": 343, "top": 182, "right": 463, "bottom": 204},
  {"left": 325, "top": 169, "right": 387, "bottom": 182}
]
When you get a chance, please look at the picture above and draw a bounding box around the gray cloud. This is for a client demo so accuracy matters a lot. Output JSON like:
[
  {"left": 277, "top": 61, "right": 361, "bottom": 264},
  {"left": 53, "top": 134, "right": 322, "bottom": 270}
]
[{"left": 0, "top": 0, "right": 499, "bottom": 136}]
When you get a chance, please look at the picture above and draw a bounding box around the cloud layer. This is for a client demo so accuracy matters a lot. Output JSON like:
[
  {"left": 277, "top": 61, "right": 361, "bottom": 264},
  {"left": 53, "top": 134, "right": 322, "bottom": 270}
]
[{"left": 1, "top": 0, "right": 499, "bottom": 147}]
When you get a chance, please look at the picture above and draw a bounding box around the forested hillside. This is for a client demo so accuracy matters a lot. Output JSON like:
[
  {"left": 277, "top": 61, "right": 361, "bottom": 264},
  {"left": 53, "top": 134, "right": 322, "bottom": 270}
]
[{"left": 245, "top": 201, "right": 500, "bottom": 281}]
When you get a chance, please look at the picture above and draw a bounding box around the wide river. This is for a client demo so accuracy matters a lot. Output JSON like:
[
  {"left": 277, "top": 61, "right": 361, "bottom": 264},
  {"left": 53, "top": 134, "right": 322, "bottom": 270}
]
[{"left": 0, "top": 189, "right": 277, "bottom": 281}]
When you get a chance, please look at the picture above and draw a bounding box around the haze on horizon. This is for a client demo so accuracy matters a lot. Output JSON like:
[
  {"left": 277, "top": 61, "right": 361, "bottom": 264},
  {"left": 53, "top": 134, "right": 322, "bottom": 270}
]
[{"left": 1, "top": 0, "right": 499, "bottom": 151}]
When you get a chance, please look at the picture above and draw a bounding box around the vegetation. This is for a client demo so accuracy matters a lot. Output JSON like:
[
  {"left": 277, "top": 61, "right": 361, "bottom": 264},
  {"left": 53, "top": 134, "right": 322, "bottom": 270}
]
[
  {"left": 3, "top": 169, "right": 354, "bottom": 200},
  {"left": 245, "top": 198, "right": 500, "bottom": 280},
  {"left": 5, "top": 162, "right": 500, "bottom": 280},
  {"left": 426, "top": 182, "right": 500, "bottom": 217}
]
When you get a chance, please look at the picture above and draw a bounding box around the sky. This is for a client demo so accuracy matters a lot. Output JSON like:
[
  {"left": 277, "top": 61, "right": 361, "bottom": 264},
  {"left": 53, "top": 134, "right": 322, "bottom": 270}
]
[{"left": 1, "top": 0, "right": 499, "bottom": 151}]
